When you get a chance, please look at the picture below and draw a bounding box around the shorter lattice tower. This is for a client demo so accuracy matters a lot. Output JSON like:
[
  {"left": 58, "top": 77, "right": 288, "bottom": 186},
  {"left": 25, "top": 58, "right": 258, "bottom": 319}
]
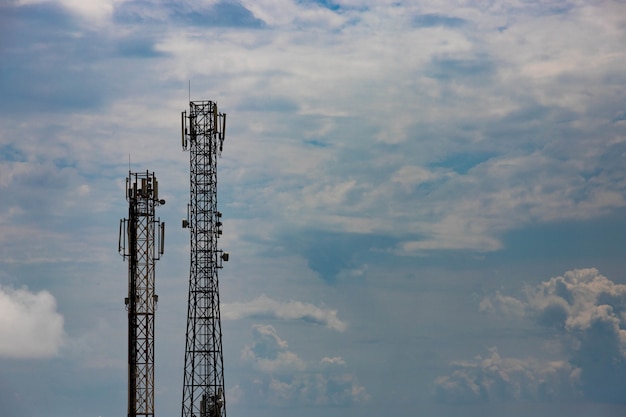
[{"left": 119, "top": 170, "right": 165, "bottom": 417}]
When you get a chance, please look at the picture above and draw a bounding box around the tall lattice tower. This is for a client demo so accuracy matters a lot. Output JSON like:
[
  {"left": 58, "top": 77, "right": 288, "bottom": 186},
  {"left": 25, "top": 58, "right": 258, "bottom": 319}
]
[
  {"left": 181, "top": 100, "right": 229, "bottom": 417},
  {"left": 119, "top": 171, "right": 165, "bottom": 417}
]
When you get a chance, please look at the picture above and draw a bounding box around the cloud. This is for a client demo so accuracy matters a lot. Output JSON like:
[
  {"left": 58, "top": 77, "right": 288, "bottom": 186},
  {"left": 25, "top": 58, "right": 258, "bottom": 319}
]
[
  {"left": 116, "top": 37, "right": 168, "bottom": 58},
  {"left": 241, "top": 324, "right": 306, "bottom": 372},
  {"left": 434, "top": 347, "right": 577, "bottom": 404},
  {"left": 15, "top": 0, "right": 115, "bottom": 25},
  {"left": 412, "top": 13, "right": 466, "bottom": 29},
  {"left": 0, "top": 1, "right": 624, "bottom": 417},
  {"left": 3, "top": 0, "right": 626, "bottom": 260},
  {"left": 521, "top": 269, "right": 626, "bottom": 402},
  {"left": 209, "top": 2, "right": 626, "bottom": 253},
  {"left": 0, "top": 285, "right": 65, "bottom": 358},
  {"left": 444, "top": 268, "right": 626, "bottom": 403},
  {"left": 320, "top": 356, "right": 346, "bottom": 367},
  {"left": 391, "top": 165, "right": 445, "bottom": 191},
  {"left": 6, "top": 0, "right": 616, "bottom": 255},
  {"left": 174, "top": 1, "right": 265, "bottom": 28},
  {"left": 222, "top": 294, "right": 347, "bottom": 331},
  {"left": 484, "top": 268, "right": 626, "bottom": 334},
  {"left": 114, "top": 0, "right": 265, "bottom": 27},
  {"left": 478, "top": 291, "right": 526, "bottom": 317},
  {"left": 235, "top": 324, "right": 368, "bottom": 407}
]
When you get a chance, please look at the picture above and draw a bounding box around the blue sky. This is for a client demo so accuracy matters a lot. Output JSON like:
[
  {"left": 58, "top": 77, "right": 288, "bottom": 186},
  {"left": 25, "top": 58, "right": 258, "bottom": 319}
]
[{"left": 1, "top": 0, "right": 626, "bottom": 416}]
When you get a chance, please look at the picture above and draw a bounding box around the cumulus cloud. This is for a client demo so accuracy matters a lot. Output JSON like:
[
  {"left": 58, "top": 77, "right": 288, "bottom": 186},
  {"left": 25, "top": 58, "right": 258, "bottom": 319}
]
[
  {"left": 483, "top": 268, "right": 626, "bottom": 335},
  {"left": 522, "top": 268, "right": 626, "bottom": 402},
  {"left": 435, "top": 347, "right": 577, "bottom": 404},
  {"left": 241, "top": 324, "right": 306, "bottom": 373},
  {"left": 222, "top": 295, "right": 347, "bottom": 331},
  {"left": 236, "top": 324, "right": 368, "bottom": 407},
  {"left": 439, "top": 268, "right": 626, "bottom": 403},
  {"left": 0, "top": 285, "right": 65, "bottom": 358},
  {"left": 478, "top": 291, "right": 526, "bottom": 317}
]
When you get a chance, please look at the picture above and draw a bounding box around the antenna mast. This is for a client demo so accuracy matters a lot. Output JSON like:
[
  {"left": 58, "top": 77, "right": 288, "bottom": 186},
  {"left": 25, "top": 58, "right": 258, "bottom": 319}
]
[
  {"left": 181, "top": 100, "right": 229, "bottom": 417},
  {"left": 119, "top": 170, "right": 166, "bottom": 417}
]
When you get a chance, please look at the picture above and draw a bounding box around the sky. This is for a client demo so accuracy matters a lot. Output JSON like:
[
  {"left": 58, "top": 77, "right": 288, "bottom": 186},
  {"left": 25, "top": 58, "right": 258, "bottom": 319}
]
[{"left": 1, "top": 0, "right": 626, "bottom": 416}]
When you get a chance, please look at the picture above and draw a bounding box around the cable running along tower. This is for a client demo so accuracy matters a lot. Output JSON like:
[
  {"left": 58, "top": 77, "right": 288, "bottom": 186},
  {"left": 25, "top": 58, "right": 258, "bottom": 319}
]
[
  {"left": 181, "top": 100, "right": 229, "bottom": 417},
  {"left": 119, "top": 171, "right": 165, "bottom": 417}
]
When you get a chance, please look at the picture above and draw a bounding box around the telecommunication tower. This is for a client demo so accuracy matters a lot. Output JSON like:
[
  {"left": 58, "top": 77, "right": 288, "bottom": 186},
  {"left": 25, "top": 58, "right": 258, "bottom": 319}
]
[
  {"left": 119, "top": 171, "right": 165, "bottom": 417},
  {"left": 181, "top": 100, "right": 229, "bottom": 417}
]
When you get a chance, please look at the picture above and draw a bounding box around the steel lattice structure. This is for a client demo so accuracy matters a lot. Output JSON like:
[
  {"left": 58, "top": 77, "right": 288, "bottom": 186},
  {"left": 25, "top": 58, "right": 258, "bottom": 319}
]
[
  {"left": 181, "top": 100, "right": 228, "bottom": 417},
  {"left": 119, "top": 171, "right": 165, "bottom": 417}
]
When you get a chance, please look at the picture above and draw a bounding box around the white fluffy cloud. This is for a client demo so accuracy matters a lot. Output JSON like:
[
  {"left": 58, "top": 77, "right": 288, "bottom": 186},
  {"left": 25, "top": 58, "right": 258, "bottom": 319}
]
[
  {"left": 0, "top": 285, "right": 65, "bottom": 358},
  {"left": 435, "top": 347, "right": 577, "bottom": 404},
  {"left": 482, "top": 268, "right": 626, "bottom": 333},
  {"left": 222, "top": 295, "right": 347, "bottom": 331},
  {"left": 235, "top": 324, "right": 368, "bottom": 407},
  {"left": 241, "top": 324, "right": 306, "bottom": 373},
  {"left": 438, "top": 268, "right": 626, "bottom": 403}
]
